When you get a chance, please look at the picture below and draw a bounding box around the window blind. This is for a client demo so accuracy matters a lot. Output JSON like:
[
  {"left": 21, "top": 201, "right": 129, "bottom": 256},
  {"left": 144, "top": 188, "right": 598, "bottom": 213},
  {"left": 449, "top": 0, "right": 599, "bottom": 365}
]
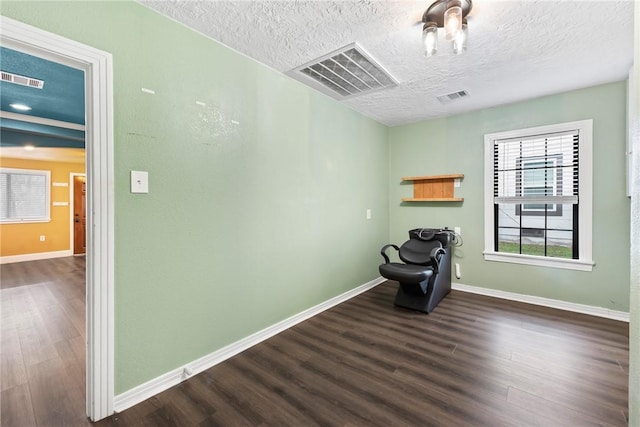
[
  {"left": 0, "top": 169, "right": 49, "bottom": 221},
  {"left": 493, "top": 130, "right": 579, "bottom": 205}
]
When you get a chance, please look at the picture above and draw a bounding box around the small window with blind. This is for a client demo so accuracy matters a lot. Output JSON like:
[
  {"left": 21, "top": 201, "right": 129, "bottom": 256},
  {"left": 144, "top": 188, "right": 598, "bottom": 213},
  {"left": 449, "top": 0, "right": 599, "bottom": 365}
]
[
  {"left": 483, "top": 120, "right": 594, "bottom": 271},
  {"left": 0, "top": 168, "right": 51, "bottom": 223}
]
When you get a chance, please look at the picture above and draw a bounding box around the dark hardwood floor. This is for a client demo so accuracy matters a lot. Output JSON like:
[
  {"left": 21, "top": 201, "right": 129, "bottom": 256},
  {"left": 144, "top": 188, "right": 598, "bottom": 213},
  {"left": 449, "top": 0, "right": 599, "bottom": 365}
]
[
  {"left": 1, "top": 256, "right": 87, "bottom": 427},
  {"left": 1, "top": 257, "right": 629, "bottom": 426}
]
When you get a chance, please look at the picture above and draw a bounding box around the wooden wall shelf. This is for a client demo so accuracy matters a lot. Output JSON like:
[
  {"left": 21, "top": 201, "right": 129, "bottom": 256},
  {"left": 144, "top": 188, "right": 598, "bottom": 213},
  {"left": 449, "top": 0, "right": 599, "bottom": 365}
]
[{"left": 401, "top": 173, "right": 464, "bottom": 202}]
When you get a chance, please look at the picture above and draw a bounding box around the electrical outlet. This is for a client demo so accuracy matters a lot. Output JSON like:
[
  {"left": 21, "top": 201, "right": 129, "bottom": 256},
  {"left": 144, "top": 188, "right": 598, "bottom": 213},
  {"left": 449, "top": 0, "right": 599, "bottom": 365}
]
[
  {"left": 454, "top": 227, "right": 461, "bottom": 235},
  {"left": 366, "top": 209, "right": 372, "bottom": 220},
  {"left": 39, "top": 235, "right": 45, "bottom": 242}
]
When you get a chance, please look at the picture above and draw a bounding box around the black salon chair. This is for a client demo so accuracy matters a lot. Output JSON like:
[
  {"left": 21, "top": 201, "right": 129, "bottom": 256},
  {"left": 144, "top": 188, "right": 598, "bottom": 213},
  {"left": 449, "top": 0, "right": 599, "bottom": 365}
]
[{"left": 379, "top": 228, "right": 452, "bottom": 313}]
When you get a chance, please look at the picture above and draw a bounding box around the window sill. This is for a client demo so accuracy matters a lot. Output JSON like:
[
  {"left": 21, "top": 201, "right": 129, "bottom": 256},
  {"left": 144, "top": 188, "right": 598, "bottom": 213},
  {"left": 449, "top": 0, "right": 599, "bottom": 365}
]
[
  {"left": 483, "top": 251, "right": 594, "bottom": 272},
  {"left": 1, "top": 218, "right": 51, "bottom": 224}
]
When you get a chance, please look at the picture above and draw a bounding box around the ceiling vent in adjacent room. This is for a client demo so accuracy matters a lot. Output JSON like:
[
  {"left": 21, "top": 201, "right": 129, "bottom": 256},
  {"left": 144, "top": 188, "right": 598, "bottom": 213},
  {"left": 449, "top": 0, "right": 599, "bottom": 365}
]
[
  {"left": 0, "top": 71, "right": 45, "bottom": 89},
  {"left": 287, "top": 43, "right": 398, "bottom": 99},
  {"left": 437, "top": 90, "right": 469, "bottom": 104}
]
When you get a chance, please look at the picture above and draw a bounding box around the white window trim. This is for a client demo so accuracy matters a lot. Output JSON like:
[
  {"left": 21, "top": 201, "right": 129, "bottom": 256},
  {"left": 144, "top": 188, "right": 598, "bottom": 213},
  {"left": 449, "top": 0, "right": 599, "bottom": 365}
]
[
  {"left": 0, "top": 167, "right": 51, "bottom": 223},
  {"left": 483, "top": 119, "right": 594, "bottom": 271}
]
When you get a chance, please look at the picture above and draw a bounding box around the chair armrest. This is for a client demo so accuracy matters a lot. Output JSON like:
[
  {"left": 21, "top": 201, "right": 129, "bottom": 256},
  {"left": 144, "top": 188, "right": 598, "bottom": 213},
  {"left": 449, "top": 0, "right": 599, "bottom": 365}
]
[
  {"left": 380, "top": 244, "right": 399, "bottom": 264},
  {"left": 429, "top": 247, "right": 446, "bottom": 273}
]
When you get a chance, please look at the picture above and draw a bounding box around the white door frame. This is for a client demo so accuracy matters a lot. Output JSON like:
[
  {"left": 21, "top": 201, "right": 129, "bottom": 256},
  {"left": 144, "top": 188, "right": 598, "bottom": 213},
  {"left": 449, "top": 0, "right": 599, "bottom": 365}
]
[{"left": 0, "top": 16, "right": 115, "bottom": 421}]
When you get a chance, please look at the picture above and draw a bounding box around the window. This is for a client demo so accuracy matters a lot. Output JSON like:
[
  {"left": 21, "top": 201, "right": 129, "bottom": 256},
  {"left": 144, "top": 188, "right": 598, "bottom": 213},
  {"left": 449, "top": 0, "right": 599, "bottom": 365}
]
[
  {"left": 483, "top": 120, "right": 593, "bottom": 271},
  {"left": 0, "top": 168, "right": 51, "bottom": 223},
  {"left": 516, "top": 155, "right": 563, "bottom": 216}
]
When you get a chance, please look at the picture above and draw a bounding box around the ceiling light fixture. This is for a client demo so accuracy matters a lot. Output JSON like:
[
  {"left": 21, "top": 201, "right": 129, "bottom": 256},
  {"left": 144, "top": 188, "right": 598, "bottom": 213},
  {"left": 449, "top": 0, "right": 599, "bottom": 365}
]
[
  {"left": 9, "top": 103, "right": 32, "bottom": 111},
  {"left": 422, "top": 0, "right": 472, "bottom": 57}
]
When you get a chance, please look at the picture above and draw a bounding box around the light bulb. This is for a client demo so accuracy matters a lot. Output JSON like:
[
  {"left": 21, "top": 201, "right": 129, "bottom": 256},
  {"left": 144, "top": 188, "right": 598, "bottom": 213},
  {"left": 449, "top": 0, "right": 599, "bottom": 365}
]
[
  {"left": 444, "top": 3, "right": 462, "bottom": 41},
  {"left": 452, "top": 21, "right": 468, "bottom": 55},
  {"left": 423, "top": 23, "right": 438, "bottom": 57}
]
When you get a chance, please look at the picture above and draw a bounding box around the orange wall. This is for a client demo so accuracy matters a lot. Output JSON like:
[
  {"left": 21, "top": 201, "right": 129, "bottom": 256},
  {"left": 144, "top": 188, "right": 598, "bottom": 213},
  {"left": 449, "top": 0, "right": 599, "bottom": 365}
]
[{"left": 0, "top": 157, "right": 85, "bottom": 257}]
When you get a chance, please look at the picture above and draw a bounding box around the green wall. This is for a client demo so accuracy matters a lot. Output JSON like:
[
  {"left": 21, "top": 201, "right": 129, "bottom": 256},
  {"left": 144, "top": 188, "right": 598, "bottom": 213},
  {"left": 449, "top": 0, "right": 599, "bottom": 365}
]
[
  {"left": 1, "top": 0, "right": 632, "bottom": 400},
  {"left": 0, "top": 2, "right": 390, "bottom": 393},
  {"left": 389, "top": 82, "right": 630, "bottom": 311}
]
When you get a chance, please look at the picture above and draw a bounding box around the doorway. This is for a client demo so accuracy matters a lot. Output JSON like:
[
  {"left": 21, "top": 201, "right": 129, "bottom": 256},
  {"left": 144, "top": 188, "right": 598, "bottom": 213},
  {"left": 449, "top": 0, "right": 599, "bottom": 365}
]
[
  {"left": 1, "top": 16, "right": 115, "bottom": 421},
  {"left": 71, "top": 173, "right": 86, "bottom": 256}
]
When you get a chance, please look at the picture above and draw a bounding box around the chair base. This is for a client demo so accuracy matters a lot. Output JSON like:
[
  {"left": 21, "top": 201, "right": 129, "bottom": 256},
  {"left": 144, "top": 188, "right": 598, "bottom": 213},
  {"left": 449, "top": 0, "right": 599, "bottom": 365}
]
[{"left": 393, "top": 279, "right": 451, "bottom": 313}]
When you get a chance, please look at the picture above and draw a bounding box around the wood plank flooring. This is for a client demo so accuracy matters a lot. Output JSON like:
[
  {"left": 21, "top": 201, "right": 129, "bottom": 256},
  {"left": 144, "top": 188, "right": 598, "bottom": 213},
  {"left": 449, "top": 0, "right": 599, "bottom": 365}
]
[
  {"left": 100, "top": 281, "right": 627, "bottom": 427},
  {"left": 1, "top": 256, "right": 87, "bottom": 427},
  {"left": 1, "top": 257, "right": 629, "bottom": 426}
]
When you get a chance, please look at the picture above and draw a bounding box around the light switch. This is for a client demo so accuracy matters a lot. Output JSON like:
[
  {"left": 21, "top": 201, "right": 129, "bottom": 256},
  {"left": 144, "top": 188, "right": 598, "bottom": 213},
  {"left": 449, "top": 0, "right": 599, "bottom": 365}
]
[{"left": 131, "top": 171, "right": 149, "bottom": 193}]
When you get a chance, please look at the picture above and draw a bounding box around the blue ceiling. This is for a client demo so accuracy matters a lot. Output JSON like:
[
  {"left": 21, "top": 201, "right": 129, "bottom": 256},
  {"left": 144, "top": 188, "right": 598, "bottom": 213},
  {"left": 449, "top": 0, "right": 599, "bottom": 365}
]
[{"left": 0, "top": 47, "right": 85, "bottom": 149}]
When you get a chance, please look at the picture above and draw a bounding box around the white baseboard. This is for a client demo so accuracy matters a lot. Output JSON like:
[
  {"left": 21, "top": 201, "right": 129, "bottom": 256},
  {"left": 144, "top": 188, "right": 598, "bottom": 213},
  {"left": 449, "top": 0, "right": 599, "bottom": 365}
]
[
  {"left": 113, "top": 277, "right": 628, "bottom": 413},
  {"left": 452, "top": 282, "right": 630, "bottom": 322},
  {"left": 114, "top": 276, "right": 386, "bottom": 413},
  {"left": 0, "top": 249, "right": 72, "bottom": 264}
]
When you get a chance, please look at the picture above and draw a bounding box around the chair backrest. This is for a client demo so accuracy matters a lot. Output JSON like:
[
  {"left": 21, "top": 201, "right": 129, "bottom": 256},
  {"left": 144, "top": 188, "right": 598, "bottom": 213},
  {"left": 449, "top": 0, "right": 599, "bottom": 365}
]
[{"left": 398, "top": 238, "right": 443, "bottom": 266}]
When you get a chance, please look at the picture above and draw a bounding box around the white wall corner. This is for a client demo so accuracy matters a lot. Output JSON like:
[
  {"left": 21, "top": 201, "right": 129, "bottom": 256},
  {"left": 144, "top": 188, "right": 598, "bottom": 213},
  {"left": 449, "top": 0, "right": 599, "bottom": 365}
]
[{"left": 627, "top": 1, "right": 640, "bottom": 425}]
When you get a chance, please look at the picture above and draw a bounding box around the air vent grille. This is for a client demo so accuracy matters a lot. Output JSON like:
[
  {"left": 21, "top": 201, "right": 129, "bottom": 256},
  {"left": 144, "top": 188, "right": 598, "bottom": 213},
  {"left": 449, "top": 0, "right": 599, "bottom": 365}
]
[
  {"left": 290, "top": 43, "right": 397, "bottom": 99},
  {"left": 0, "top": 71, "right": 45, "bottom": 89},
  {"left": 437, "top": 90, "right": 469, "bottom": 104}
]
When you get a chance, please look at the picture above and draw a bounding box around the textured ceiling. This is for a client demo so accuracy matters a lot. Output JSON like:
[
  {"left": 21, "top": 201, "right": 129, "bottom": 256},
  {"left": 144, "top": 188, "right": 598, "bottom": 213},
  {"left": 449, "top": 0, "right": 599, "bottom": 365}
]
[
  {"left": 0, "top": 47, "right": 85, "bottom": 125},
  {"left": 0, "top": 47, "right": 85, "bottom": 158},
  {"left": 139, "top": 0, "right": 635, "bottom": 126}
]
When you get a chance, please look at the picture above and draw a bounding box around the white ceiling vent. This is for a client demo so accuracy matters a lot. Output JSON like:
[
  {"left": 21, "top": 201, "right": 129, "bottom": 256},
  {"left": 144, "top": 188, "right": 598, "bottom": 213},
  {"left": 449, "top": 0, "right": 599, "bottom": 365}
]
[
  {"left": 287, "top": 43, "right": 397, "bottom": 99},
  {"left": 437, "top": 90, "right": 469, "bottom": 104},
  {"left": 1, "top": 71, "right": 45, "bottom": 89}
]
